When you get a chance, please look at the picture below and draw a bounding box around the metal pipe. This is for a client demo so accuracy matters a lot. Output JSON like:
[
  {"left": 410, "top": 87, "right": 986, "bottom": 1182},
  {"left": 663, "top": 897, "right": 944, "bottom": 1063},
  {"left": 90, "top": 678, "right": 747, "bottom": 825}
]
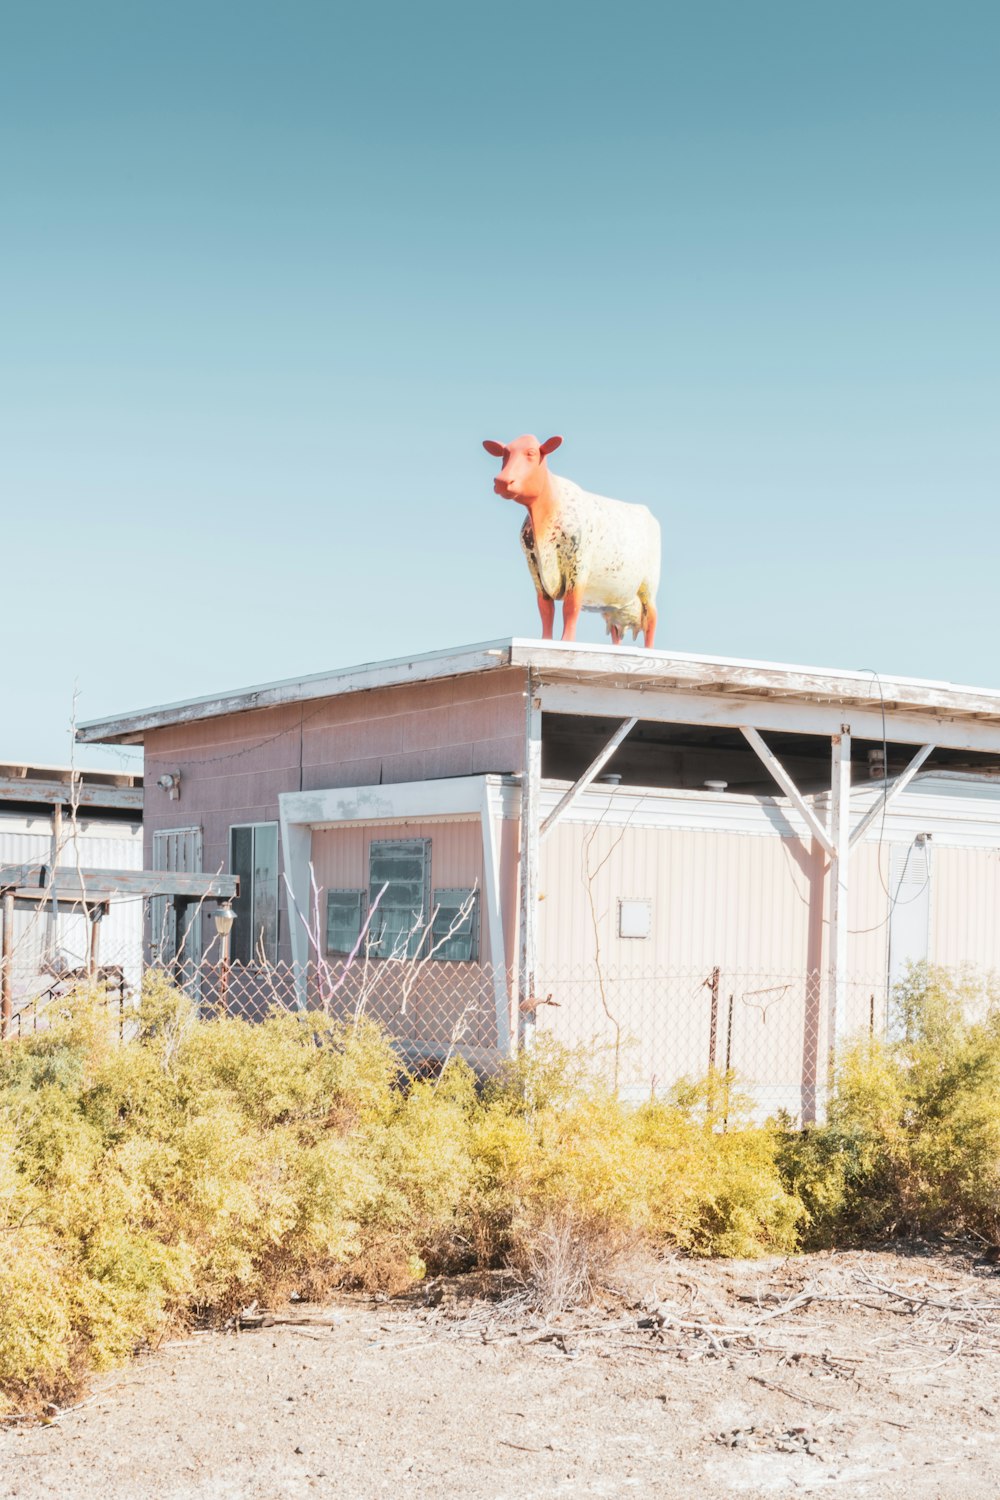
[
  {"left": 706, "top": 965, "right": 720, "bottom": 1070},
  {"left": 218, "top": 931, "right": 231, "bottom": 1015},
  {"left": 723, "top": 991, "right": 734, "bottom": 1131},
  {"left": 88, "top": 905, "right": 104, "bottom": 977}
]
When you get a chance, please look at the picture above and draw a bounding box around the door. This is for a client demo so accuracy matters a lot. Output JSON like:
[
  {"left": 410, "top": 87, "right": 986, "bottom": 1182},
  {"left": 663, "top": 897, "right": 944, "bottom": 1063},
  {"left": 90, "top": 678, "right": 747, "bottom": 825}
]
[
  {"left": 151, "top": 827, "right": 204, "bottom": 988},
  {"left": 887, "top": 838, "right": 932, "bottom": 994}
]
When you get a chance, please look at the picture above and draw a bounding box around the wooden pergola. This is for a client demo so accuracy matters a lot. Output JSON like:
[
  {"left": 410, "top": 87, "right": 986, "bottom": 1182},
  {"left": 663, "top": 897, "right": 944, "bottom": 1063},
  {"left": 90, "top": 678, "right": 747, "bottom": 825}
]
[{"left": 0, "top": 866, "right": 238, "bottom": 1037}]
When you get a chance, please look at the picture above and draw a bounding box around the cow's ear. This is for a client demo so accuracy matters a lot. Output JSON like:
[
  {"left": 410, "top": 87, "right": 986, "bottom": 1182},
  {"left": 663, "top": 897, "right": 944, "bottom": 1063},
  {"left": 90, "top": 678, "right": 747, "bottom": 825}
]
[
  {"left": 482, "top": 440, "right": 504, "bottom": 457},
  {"left": 540, "top": 435, "right": 563, "bottom": 456}
]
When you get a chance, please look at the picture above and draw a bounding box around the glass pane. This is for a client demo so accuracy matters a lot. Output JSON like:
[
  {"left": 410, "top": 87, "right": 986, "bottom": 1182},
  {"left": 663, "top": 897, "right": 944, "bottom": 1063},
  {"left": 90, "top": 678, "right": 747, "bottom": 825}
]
[
  {"left": 327, "top": 890, "right": 364, "bottom": 954},
  {"left": 431, "top": 889, "right": 478, "bottom": 962},
  {"left": 230, "top": 826, "right": 254, "bottom": 964},
  {"left": 370, "top": 905, "right": 426, "bottom": 959},
  {"left": 369, "top": 840, "right": 429, "bottom": 958},
  {"left": 252, "top": 824, "right": 279, "bottom": 964}
]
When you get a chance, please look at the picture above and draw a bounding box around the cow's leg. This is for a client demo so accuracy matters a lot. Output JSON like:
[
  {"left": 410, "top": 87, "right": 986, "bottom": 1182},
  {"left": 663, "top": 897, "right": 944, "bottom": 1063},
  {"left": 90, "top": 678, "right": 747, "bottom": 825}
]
[
  {"left": 560, "top": 588, "right": 583, "bottom": 641},
  {"left": 536, "top": 594, "right": 555, "bottom": 640},
  {"left": 642, "top": 601, "right": 658, "bottom": 650}
]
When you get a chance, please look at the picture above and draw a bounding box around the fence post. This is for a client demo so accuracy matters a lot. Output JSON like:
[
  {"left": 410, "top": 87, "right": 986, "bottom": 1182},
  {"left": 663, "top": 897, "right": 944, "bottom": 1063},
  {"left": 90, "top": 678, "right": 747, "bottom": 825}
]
[
  {"left": 1, "top": 890, "right": 13, "bottom": 1039},
  {"left": 88, "top": 903, "right": 105, "bottom": 977}
]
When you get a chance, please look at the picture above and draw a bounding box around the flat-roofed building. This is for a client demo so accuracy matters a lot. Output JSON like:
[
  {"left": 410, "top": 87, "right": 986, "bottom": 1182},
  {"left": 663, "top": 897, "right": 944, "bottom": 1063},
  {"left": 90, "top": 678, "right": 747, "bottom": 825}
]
[{"left": 77, "top": 641, "right": 1000, "bottom": 1117}]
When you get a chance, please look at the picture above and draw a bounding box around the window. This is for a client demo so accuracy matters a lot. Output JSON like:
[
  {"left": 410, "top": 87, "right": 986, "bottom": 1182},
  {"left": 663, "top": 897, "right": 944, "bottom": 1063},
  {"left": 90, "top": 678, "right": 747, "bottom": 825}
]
[
  {"left": 229, "top": 823, "right": 279, "bottom": 964},
  {"left": 323, "top": 842, "right": 479, "bottom": 963},
  {"left": 326, "top": 889, "right": 365, "bottom": 956},
  {"left": 431, "top": 889, "right": 480, "bottom": 962},
  {"left": 368, "top": 839, "right": 431, "bottom": 958}
]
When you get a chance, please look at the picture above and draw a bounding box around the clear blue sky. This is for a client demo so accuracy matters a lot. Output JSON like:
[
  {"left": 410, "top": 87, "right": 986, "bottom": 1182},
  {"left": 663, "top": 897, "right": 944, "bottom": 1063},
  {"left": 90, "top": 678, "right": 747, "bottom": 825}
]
[{"left": 2, "top": 1, "right": 997, "bottom": 769}]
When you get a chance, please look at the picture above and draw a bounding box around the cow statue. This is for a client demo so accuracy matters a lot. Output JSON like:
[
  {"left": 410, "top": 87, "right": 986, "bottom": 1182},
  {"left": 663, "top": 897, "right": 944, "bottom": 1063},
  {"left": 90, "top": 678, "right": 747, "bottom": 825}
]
[{"left": 483, "top": 433, "right": 661, "bottom": 647}]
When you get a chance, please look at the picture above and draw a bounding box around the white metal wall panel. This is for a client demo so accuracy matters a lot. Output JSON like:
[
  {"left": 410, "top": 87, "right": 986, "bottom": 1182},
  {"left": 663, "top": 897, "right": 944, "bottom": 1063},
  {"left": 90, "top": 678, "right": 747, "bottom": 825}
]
[
  {"left": 1, "top": 811, "right": 143, "bottom": 1000},
  {"left": 538, "top": 821, "right": 817, "bottom": 979},
  {"left": 930, "top": 845, "right": 1000, "bottom": 972},
  {"left": 887, "top": 841, "right": 932, "bottom": 990}
]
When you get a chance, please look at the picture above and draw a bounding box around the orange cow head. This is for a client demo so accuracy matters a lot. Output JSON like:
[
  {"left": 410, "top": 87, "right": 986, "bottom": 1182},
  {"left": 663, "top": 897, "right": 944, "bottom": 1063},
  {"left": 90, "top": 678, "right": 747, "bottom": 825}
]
[{"left": 482, "top": 433, "right": 563, "bottom": 506}]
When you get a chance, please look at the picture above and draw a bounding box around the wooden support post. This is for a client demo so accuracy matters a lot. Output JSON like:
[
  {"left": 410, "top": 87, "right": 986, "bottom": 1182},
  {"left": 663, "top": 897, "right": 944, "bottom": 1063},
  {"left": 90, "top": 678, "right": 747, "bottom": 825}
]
[
  {"left": 828, "top": 726, "right": 852, "bottom": 1068},
  {"left": 518, "top": 674, "right": 542, "bottom": 1049},
  {"left": 539, "top": 717, "right": 638, "bottom": 840},
  {"left": 479, "top": 780, "right": 512, "bottom": 1058},
  {"left": 740, "top": 726, "right": 835, "bottom": 855},
  {"left": 49, "top": 800, "right": 62, "bottom": 959},
  {"left": 848, "top": 743, "right": 935, "bottom": 849},
  {"left": 1, "top": 890, "right": 13, "bottom": 1040}
]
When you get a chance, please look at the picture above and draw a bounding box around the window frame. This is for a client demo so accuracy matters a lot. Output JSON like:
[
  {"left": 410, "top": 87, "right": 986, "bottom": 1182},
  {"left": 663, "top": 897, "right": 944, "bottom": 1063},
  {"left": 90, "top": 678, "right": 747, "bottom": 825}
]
[
  {"left": 430, "top": 887, "right": 481, "bottom": 963},
  {"left": 367, "top": 837, "right": 432, "bottom": 960},
  {"left": 325, "top": 887, "right": 366, "bottom": 957},
  {"left": 228, "top": 821, "right": 280, "bottom": 965}
]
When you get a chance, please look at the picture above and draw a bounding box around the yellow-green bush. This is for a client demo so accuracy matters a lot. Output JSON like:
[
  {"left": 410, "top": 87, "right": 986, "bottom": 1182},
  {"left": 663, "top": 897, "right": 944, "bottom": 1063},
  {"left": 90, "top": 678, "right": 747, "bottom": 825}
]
[
  {"left": 466, "top": 1041, "right": 801, "bottom": 1270},
  {"left": 0, "top": 983, "right": 801, "bottom": 1412},
  {"left": 781, "top": 963, "right": 1000, "bottom": 1246}
]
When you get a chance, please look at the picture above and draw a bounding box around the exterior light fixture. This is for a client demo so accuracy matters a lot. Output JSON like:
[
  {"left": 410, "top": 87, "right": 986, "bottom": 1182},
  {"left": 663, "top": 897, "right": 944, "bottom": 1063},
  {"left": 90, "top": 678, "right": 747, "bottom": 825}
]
[
  {"left": 156, "top": 771, "right": 182, "bottom": 801},
  {"left": 213, "top": 900, "right": 236, "bottom": 939}
]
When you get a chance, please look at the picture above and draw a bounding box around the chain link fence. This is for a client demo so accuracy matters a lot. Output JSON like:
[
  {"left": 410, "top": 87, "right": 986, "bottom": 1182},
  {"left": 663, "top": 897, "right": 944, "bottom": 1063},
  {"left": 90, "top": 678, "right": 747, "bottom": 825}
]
[{"left": 4, "top": 934, "right": 898, "bottom": 1121}]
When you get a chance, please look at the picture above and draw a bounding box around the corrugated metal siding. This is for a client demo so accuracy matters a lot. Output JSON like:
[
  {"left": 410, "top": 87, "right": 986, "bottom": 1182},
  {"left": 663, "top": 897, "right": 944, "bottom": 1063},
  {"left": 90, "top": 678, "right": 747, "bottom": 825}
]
[
  {"left": 931, "top": 845, "right": 1000, "bottom": 971},
  {"left": 0, "top": 812, "right": 143, "bottom": 998},
  {"left": 537, "top": 823, "right": 816, "bottom": 976},
  {"left": 846, "top": 843, "right": 890, "bottom": 985},
  {"left": 535, "top": 820, "right": 867, "bottom": 1114}
]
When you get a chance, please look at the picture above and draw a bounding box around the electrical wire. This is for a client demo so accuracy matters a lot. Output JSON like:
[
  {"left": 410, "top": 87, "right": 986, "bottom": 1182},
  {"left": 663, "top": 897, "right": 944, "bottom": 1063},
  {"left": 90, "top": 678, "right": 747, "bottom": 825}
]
[
  {"left": 162, "top": 698, "right": 331, "bottom": 770},
  {"left": 847, "top": 669, "right": 932, "bottom": 943}
]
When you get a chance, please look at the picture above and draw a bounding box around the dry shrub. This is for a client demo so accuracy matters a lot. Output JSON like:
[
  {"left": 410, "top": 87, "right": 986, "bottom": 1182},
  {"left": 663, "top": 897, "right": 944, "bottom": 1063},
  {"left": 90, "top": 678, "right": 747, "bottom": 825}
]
[
  {"left": 469, "top": 1040, "right": 802, "bottom": 1281},
  {"left": 514, "top": 1210, "right": 639, "bottom": 1315},
  {"left": 782, "top": 963, "right": 1000, "bottom": 1246},
  {"left": 0, "top": 986, "right": 802, "bottom": 1412}
]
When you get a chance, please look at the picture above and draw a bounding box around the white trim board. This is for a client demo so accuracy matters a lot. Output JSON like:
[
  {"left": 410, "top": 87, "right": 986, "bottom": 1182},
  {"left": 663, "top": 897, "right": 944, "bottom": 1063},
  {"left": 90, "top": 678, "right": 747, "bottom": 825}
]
[
  {"left": 278, "top": 775, "right": 515, "bottom": 1050},
  {"left": 78, "top": 635, "right": 1000, "bottom": 747}
]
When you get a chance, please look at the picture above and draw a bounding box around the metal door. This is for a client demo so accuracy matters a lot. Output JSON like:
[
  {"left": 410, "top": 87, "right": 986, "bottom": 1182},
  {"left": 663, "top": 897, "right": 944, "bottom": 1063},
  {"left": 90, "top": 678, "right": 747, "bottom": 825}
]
[
  {"left": 888, "top": 838, "right": 932, "bottom": 994},
  {"left": 151, "top": 827, "right": 204, "bottom": 987}
]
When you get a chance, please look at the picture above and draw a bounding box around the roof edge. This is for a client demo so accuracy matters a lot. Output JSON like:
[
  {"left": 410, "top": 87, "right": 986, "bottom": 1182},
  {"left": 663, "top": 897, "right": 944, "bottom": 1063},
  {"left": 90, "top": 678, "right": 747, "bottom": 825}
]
[
  {"left": 76, "top": 640, "right": 517, "bottom": 745},
  {"left": 76, "top": 635, "right": 1000, "bottom": 749}
]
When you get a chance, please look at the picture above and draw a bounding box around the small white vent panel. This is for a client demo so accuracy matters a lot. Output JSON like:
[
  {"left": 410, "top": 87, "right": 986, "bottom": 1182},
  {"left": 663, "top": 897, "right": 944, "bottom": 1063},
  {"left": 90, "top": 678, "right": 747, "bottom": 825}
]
[{"left": 618, "top": 898, "right": 652, "bottom": 939}]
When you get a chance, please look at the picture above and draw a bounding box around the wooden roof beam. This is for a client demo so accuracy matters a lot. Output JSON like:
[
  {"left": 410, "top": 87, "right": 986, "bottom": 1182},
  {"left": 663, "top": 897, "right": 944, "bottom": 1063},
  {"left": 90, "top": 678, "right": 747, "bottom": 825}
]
[
  {"left": 0, "top": 866, "right": 237, "bottom": 901},
  {"left": 539, "top": 718, "right": 638, "bottom": 841},
  {"left": 848, "top": 744, "right": 936, "bottom": 849},
  {"left": 740, "top": 727, "right": 836, "bottom": 856}
]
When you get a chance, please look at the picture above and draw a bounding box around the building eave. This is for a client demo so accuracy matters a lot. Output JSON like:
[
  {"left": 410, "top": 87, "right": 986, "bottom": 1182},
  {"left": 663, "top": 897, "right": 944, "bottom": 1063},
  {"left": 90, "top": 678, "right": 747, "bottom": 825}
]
[
  {"left": 75, "top": 636, "right": 1000, "bottom": 751},
  {"left": 75, "top": 640, "right": 517, "bottom": 745}
]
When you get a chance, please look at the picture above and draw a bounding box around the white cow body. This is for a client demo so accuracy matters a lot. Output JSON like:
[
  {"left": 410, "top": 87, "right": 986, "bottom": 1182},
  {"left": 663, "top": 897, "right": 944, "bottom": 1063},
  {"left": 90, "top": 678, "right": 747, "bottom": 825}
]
[{"left": 520, "top": 476, "right": 661, "bottom": 640}]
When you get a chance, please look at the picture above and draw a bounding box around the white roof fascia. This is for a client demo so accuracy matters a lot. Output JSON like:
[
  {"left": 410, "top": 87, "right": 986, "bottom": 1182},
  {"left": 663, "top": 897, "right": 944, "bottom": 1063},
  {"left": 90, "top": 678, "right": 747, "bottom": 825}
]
[
  {"left": 508, "top": 639, "right": 1000, "bottom": 706},
  {"left": 76, "top": 635, "right": 1000, "bottom": 748},
  {"left": 76, "top": 640, "right": 517, "bottom": 745}
]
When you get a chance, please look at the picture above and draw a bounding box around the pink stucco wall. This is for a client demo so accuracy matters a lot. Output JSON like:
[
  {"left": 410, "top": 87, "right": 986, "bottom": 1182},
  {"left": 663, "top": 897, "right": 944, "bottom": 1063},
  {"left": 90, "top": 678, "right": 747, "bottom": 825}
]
[{"left": 142, "top": 668, "right": 527, "bottom": 960}]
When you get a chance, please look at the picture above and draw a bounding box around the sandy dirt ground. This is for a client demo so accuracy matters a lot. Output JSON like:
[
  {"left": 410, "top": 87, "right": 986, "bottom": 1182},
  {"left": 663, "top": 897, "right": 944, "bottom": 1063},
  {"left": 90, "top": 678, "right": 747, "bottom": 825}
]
[{"left": 3, "top": 1247, "right": 1000, "bottom": 1499}]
